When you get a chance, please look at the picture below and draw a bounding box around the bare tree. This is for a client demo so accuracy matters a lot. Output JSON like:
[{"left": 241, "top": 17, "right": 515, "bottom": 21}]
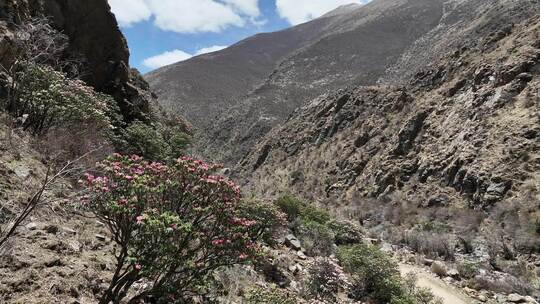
[
  {"left": 10, "top": 17, "right": 86, "bottom": 76},
  {"left": 0, "top": 150, "right": 99, "bottom": 251}
]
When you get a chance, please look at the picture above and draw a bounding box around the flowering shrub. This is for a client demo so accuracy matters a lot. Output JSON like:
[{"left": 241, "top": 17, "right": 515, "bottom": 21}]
[
  {"left": 4, "top": 62, "right": 114, "bottom": 135},
  {"left": 306, "top": 257, "right": 349, "bottom": 301},
  {"left": 83, "top": 154, "right": 261, "bottom": 304}
]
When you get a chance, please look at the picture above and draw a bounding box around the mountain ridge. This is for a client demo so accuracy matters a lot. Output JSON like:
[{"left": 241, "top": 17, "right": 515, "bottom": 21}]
[{"left": 147, "top": 0, "right": 447, "bottom": 163}]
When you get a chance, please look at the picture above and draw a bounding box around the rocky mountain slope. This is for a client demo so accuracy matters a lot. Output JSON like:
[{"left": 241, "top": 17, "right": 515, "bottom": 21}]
[
  {"left": 241, "top": 0, "right": 540, "bottom": 202},
  {"left": 147, "top": 0, "right": 447, "bottom": 163},
  {"left": 239, "top": 0, "right": 540, "bottom": 271},
  {"left": 0, "top": 0, "right": 152, "bottom": 122}
]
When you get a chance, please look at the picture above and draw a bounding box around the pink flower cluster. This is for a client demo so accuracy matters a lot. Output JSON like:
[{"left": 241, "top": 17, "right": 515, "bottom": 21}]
[{"left": 231, "top": 217, "right": 257, "bottom": 227}]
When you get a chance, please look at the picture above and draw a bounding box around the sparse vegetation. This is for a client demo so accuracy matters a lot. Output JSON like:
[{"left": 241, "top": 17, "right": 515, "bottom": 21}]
[
  {"left": 298, "top": 220, "right": 335, "bottom": 256},
  {"left": 246, "top": 287, "right": 296, "bottom": 304},
  {"left": 337, "top": 244, "right": 403, "bottom": 303},
  {"left": 337, "top": 244, "right": 441, "bottom": 304}
]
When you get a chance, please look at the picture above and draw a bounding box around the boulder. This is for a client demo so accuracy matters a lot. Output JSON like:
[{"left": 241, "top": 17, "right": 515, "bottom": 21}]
[
  {"left": 423, "top": 258, "right": 434, "bottom": 266},
  {"left": 447, "top": 268, "right": 460, "bottom": 279},
  {"left": 285, "top": 234, "right": 302, "bottom": 251},
  {"left": 507, "top": 294, "right": 526, "bottom": 303},
  {"left": 430, "top": 261, "right": 448, "bottom": 277},
  {"left": 26, "top": 222, "right": 38, "bottom": 230}
]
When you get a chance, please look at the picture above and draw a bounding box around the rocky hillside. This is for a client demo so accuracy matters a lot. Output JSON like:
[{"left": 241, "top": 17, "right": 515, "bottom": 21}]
[
  {"left": 0, "top": 0, "right": 152, "bottom": 122},
  {"left": 147, "top": 0, "right": 447, "bottom": 163},
  {"left": 240, "top": 0, "right": 540, "bottom": 262}
]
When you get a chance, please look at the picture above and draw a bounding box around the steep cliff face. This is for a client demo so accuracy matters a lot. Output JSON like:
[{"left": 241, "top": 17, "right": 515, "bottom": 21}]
[
  {"left": 240, "top": 0, "right": 540, "bottom": 211},
  {"left": 0, "top": 0, "right": 151, "bottom": 122}
]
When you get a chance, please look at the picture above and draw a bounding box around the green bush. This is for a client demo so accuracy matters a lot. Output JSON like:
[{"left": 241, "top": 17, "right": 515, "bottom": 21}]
[
  {"left": 396, "top": 273, "right": 442, "bottom": 304},
  {"left": 117, "top": 120, "right": 169, "bottom": 160},
  {"left": 167, "top": 130, "right": 191, "bottom": 158},
  {"left": 457, "top": 261, "right": 479, "bottom": 280},
  {"left": 337, "top": 245, "right": 440, "bottom": 304},
  {"left": 274, "top": 194, "right": 330, "bottom": 225},
  {"left": 327, "top": 219, "right": 364, "bottom": 245},
  {"left": 301, "top": 204, "right": 331, "bottom": 225},
  {"left": 298, "top": 220, "right": 335, "bottom": 256},
  {"left": 238, "top": 200, "right": 287, "bottom": 245},
  {"left": 337, "top": 244, "right": 402, "bottom": 303},
  {"left": 245, "top": 287, "right": 296, "bottom": 304},
  {"left": 156, "top": 112, "right": 192, "bottom": 159},
  {"left": 274, "top": 194, "right": 305, "bottom": 221}
]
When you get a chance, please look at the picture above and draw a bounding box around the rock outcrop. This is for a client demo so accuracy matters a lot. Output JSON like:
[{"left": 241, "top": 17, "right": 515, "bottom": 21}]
[
  {"left": 0, "top": 0, "right": 151, "bottom": 122},
  {"left": 239, "top": 0, "right": 540, "bottom": 211}
]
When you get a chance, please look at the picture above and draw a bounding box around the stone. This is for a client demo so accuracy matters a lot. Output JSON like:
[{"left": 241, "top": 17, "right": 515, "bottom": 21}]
[
  {"left": 380, "top": 243, "right": 393, "bottom": 252},
  {"left": 95, "top": 234, "right": 106, "bottom": 241},
  {"left": 423, "top": 195, "right": 448, "bottom": 207},
  {"left": 484, "top": 181, "right": 510, "bottom": 202},
  {"left": 63, "top": 227, "right": 77, "bottom": 235},
  {"left": 447, "top": 268, "right": 460, "bottom": 279},
  {"left": 524, "top": 296, "right": 538, "bottom": 304},
  {"left": 443, "top": 276, "right": 454, "bottom": 284},
  {"left": 507, "top": 294, "right": 526, "bottom": 303},
  {"left": 477, "top": 294, "right": 487, "bottom": 302},
  {"left": 26, "top": 222, "right": 38, "bottom": 230},
  {"left": 296, "top": 251, "right": 307, "bottom": 260},
  {"left": 363, "top": 238, "right": 381, "bottom": 245},
  {"left": 68, "top": 241, "right": 81, "bottom": 252},
  {"left": 430, "top": 261, "right": 447, "bottom": 277},
  {"left": 423, "top": 258, "right": 434, "bottom": 266},
  {"left": 285, "top": 234, "right": 302, "bottom": 251}
]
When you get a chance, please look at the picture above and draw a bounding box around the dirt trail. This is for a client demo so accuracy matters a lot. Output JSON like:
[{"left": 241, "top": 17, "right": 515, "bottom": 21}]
[{"left": 399, "top": 264, "right": 475, "bottom": 304}]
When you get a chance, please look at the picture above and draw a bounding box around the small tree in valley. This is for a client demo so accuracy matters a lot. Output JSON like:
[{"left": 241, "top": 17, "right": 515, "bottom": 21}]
[{"left": 83, "top": 154, "right": 261, "bottom": 304}]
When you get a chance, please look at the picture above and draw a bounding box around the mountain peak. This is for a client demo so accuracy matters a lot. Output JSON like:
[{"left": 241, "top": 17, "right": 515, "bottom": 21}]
[{"left": 322, "top": 3, "right": 363, "bottom": 18}]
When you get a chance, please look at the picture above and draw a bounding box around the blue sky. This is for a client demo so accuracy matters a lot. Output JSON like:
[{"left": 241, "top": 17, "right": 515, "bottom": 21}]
[{"left": 108, "top": 0, "right": 366, "bottom": 73}]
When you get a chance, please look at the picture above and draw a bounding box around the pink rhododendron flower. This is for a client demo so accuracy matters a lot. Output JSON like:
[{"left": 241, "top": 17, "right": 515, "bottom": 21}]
[{"left": 211, "top": 239, "right": 224, "bottom": 245}]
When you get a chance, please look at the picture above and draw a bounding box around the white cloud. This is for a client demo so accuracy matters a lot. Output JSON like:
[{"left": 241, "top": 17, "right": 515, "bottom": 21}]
[
  {"left": 143, "top": 45, "right": 228, "bottom": 69},
  {"left": 143, "top": 50, "right": 193, "bottom": 69},
  {"left": 276, "top": 0, "right": 362, "bottom": 25},
  {"left": 108, "top": 0, "right": 151, "bottom": 27},
  {"left": 108, "top": 0, "right": 261, "bottom": 33},
  {"left": 146, "top": 0, "right": 245, "bottom": 33},
  {"left": 195, "top": 45, "right": 228, "bottom": 55},
  {"left": 222, "top": 0, "right": 260, "bottom": 17}
]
